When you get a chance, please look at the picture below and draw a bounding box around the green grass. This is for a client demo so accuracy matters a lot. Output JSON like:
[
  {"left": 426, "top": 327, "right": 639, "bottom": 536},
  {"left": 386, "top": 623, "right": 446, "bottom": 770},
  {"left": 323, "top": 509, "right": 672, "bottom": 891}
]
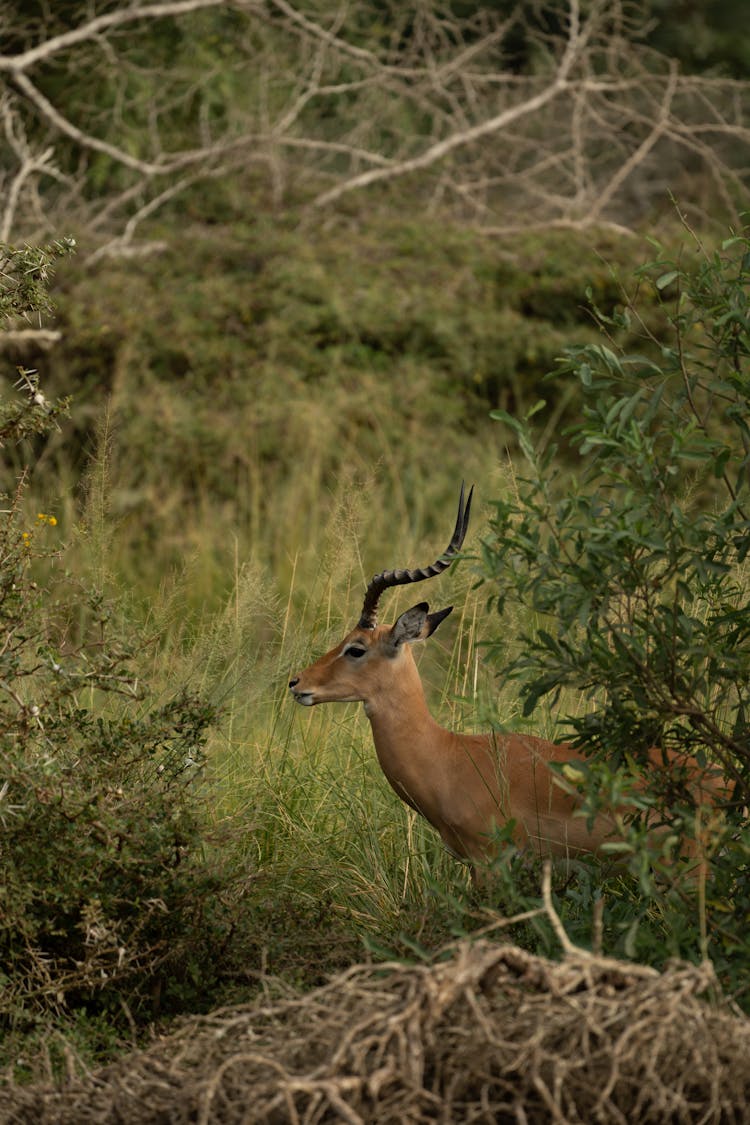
[
  {"left": 19, "top": 213, "right": 661, "bottom": 611},
  {"left": 132, "top": 461, "right": 599, "bottom": 977},
  {"left": 19, "top": 384, "right": 714, "bottom": 1024},
  {"left": 26, "top": 443, "right": 590, "bottom": 982},
  {"left": 5, "top": 470, "right": 506, "bottom": 1083},
  {"left": 147, "top": 474, "right": 496, "bottom": 937}
]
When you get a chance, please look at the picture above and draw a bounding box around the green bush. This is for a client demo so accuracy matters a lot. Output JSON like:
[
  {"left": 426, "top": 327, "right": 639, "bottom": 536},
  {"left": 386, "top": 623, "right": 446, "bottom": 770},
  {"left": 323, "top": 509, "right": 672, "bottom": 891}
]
[
  {"left": 480, "top": 222, "right": 750, "bottom": 980},
  {"left": 0, "top": 243, "right": 234, "bottom": 1032}
]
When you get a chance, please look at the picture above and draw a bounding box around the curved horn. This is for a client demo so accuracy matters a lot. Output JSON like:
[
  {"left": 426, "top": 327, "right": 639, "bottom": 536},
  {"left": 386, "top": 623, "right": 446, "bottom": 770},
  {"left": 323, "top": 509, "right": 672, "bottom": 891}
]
[{"left": 358, "top": 482, "right": 473, "bottom": 629}]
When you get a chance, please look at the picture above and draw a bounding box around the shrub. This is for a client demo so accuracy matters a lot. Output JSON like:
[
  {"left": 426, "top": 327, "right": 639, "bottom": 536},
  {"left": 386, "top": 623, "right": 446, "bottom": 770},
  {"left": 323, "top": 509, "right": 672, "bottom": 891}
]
[
  {"left": 0, "top": 242, "right": 232, "bottom": 1031},
  {"left": 480, "top": 222, "right": 750, "bottom": 978}
]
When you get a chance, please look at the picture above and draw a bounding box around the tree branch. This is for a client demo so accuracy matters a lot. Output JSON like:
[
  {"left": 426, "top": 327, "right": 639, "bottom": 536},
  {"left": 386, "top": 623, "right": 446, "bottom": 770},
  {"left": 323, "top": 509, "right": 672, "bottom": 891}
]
[
  {"left": 0, "top": 0, "right": 240, "bottom": 74},
  {"left": 0, "top": 0, "right": 747, "bottom": 248},
  {"left": 311, "top": 0, "right": 589, "bottom": 209}
]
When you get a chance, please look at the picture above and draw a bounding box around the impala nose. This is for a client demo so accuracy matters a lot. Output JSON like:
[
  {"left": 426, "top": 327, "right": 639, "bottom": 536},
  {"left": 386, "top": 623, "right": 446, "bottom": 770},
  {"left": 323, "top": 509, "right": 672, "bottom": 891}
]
[{"left": 289, "top": 678, "right": 314, "bottom": 706}]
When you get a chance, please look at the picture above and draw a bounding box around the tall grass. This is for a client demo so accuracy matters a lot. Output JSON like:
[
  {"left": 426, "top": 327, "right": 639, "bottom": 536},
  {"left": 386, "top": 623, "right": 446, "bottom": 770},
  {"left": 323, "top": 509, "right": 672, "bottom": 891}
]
[
  {"left": 22, "top": 258, "right": 611, "bottom": 983},
  {"left": 159, "top": 473, "right": 497, "bottom": 936},
  {"left": 33, "top": 428, "right": 598, "bottom": 963},
  {"left": 33, "top": 449, "right": 526, "bottom": 970}
]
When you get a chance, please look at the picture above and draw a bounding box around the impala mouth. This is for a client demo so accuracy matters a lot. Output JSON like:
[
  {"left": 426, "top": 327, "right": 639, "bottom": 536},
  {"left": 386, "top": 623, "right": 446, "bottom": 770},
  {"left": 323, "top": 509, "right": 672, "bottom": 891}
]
[{"left": 290, "top": 688, "right": 315, "bottom": 707}]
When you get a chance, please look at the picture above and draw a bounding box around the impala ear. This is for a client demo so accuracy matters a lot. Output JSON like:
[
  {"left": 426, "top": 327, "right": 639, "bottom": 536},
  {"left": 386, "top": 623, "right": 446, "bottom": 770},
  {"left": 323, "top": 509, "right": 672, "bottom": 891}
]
[{"left": 389, "top": 603, "right": 453, "bottom": 648}]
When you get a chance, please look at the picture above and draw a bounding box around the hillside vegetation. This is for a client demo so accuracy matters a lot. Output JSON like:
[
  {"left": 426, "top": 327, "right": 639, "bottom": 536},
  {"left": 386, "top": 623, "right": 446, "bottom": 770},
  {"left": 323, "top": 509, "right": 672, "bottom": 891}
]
[
  {"left": 21, "top": 219, "right": 646, "bottom": 598},
  {"left": 1, "top": 0, "right": 749, "bottom": 1097}
]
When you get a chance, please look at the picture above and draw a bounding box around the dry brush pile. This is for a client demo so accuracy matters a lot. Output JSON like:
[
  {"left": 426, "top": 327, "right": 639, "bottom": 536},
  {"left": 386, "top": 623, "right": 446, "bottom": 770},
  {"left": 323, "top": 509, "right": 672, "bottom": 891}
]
[{"left": 4, "top": 932, "right": 750, "bottom": 1124}]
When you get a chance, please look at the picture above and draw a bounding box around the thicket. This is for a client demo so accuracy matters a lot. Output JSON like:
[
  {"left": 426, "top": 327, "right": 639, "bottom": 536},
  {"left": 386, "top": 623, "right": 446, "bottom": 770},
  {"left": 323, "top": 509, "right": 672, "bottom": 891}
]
[
  {"left": 482, "top": 223, "right": 750, "bottom": 983},
  {"left": 10, "top": 933, "right": 750, "bottom": 1124},
  {"left": 2, "top": 1, "right": 749, "bottom": 255},
  {"left": 0, "top": 243, "right": 246, "bottom": 1049}
]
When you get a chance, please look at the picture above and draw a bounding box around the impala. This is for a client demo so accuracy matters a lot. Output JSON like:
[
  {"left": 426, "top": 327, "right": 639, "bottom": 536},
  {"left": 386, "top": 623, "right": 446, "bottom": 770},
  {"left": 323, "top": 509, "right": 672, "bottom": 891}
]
[{"left": 289, "top": 485, "right": 724, "bottom": 874}]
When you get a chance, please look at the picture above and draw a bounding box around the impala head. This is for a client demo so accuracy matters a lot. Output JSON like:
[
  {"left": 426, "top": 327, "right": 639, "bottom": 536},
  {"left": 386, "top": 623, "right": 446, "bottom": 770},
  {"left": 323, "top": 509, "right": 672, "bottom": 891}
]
[{"left": 289, "top": 483, "right": 473, "bottom": 708}]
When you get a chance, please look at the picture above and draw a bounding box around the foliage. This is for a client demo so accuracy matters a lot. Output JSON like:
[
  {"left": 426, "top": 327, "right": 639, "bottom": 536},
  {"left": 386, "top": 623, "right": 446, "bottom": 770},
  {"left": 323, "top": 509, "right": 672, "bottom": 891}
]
[
  {"left": 1, "top": 1, "right": 748, "bottom": 1079},
  {"left": 0, "top": 241, "right": 73, "bottom": 444},
  {"left": 5, "top": 219, "right": 619, "bottom": 1063},
  {"left": 474, "top": 0, "right": 750, "bottom": 79},
  {"left": 0, "top": 240, "right": 74, "bottom": 325},
  {"left": 0, "top": 241, "right": 239, "bottom": 1035},
  {"left": 645, "top": 0, "right": 750, "bottom": 78},
  {"left": 481, "top": 222, "right": 750, "bottom": 978},
  {"left": 5, "top": 218, "right": 642, "bottom": 616},
  {"left": 0, "top": 229, "right": 513, "bottom": 1078}
]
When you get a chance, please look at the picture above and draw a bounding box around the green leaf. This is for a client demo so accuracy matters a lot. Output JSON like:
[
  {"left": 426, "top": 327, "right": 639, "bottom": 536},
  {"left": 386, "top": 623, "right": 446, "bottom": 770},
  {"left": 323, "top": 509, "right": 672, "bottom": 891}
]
[
  {"left": 713, "top": 447, "right": 731, "bottom": 478},
  {"left": 596, "top": 345, "right": 624, "bottom": 374},
  {"left": 655, "top": 270, "right": 679, "bottom": 290},
  {"left": 527, "top": 399, "right": 547, "bottom": 420},
  {"left": 489, "top": 409, "right": 524, "bottom": 436}
]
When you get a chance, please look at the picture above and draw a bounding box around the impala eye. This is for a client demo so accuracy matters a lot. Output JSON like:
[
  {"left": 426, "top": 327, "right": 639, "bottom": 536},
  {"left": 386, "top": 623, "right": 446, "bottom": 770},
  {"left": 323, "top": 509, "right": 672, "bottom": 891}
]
[{"left": 344, "top": 645, "right": 367, "bottom": 659}]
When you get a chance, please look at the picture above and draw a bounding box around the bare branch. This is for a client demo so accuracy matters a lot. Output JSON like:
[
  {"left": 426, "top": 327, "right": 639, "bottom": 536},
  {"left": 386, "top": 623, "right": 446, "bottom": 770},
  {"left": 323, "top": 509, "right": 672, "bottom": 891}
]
[
  {"left": 12, "top": 71, "right": 206, "bottom": 176},
  {"left": 0, "top": 0, "right": 240, "bottom": 74},
  {"left": 0, "top": 0, "right": 748, "bottom": 248},
  {"left": 265, "top": 0, "right": 388, "bottom": 73},
  {"left": 311, "top": 20, "right": 583, "bottom": 207},
  {"left": 0, "top": 97, "right": 67, "bottom": 241},
  {"left": 586, "top": 61, "right": 680, "bottom": 222},
  {"left": 0, "top": 328, "right": 62, "bottom": 350},
  {"left": 310, "top": 0, "right": 593, "bottom": 210}
]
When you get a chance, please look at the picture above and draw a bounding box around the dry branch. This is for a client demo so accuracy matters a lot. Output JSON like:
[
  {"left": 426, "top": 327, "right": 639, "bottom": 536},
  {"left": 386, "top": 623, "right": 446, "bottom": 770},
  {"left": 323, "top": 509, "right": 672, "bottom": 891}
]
[
  {"left": 0, "top": 0, "right": 236, "bottom": 73},
  {"left": 0, "top": 0, "right": 749, "bottom": 251},
  {"left": 4, "top": 866, "right": 748, "bottom": 1123}
]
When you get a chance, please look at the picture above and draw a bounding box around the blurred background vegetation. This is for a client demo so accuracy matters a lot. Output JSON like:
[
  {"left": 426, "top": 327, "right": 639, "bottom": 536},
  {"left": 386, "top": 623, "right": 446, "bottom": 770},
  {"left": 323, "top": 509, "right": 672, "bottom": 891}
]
[{"left": 1, "top": 0, "right": 749, "bottom": 1079}]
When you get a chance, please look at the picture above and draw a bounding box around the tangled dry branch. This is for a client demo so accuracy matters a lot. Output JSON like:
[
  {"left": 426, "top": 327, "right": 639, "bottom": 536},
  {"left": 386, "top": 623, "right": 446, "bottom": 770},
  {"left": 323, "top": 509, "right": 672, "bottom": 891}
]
[
  {"left": 4, "top": 866, "right": 750, "bottom": 1124},
  {"left": 0, "top": 0, "right": 748, "bottom": 254}
]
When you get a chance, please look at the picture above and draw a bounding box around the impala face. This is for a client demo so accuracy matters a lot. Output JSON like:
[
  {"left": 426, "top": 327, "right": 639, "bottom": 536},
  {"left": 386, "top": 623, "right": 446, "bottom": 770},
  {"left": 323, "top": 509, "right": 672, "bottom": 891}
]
[
  {"left": 288, "top": 485, "right": 472, "bottom": 712},
  {"left": 289, "top": 625, "right": 385, "bottom": 706},
  {"left": 288, "top": 604, "right": 453, "bottom": 707}
]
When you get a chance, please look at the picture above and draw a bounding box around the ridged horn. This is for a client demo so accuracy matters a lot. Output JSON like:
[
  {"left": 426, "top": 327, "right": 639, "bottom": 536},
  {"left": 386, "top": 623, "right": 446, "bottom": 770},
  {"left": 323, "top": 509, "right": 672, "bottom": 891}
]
[{"left": 358, "top": 482, "right": 473, "bottom": 629}]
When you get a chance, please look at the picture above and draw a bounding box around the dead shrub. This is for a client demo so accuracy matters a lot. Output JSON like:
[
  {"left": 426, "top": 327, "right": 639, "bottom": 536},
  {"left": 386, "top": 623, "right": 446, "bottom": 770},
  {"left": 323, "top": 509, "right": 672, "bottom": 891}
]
[{"left": 4, "top": 932, "right": 749, "bottom": 1124}]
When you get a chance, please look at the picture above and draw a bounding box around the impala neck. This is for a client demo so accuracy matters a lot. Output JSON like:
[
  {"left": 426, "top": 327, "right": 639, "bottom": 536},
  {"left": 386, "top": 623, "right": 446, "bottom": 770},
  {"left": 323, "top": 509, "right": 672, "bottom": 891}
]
[
  {"left": 362, "top": 645, "right": 434, "bottom": 723},
  {"left": 362, "top": 648, "right": 444, "bottom": 803}
]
